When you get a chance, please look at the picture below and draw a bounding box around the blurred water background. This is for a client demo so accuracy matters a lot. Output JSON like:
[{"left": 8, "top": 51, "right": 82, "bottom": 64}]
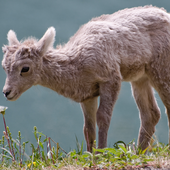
[{"left": 0, "top": 0, "right": 170, "bottom": 153}]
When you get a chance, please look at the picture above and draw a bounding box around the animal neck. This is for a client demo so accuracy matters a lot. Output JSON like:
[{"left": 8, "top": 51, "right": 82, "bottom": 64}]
[{"left": 39, "top": 47, "right": 78, "bottom": 98}]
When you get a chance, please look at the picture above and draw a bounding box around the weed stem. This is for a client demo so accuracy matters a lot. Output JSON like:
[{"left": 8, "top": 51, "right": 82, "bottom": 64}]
[
  {"left": 48, "top": 137, "right": 54, "bottom": 164},
  {"left": 2, "top": 115, "right": 14, "bottom": 161}
]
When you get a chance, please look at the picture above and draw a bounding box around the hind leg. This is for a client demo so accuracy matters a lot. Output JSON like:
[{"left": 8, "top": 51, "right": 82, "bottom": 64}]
[
  {"left": 154, "top": 88, "right": 170, "bottom": 145},
  {"left": 146, "top": 55, "right": 170, "bottom": 145},
  {"left": 131, "top": 77, "right": 160, "bottom": 150},
  {"left": 81, "top": 97, "right": 98, "bottom": 152},
  {"left": 166, "top": 108, "right": 170, "bottom": 145}
]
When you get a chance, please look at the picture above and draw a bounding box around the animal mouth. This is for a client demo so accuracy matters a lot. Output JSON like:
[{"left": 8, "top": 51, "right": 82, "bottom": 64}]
[{"left": 7, "top": 93, "right": 18, "bottom": 101}]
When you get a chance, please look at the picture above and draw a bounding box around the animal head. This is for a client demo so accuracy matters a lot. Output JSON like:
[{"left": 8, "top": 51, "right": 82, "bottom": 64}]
[{"left": 2, "top": 27, "right": 56, "bottom": 101}]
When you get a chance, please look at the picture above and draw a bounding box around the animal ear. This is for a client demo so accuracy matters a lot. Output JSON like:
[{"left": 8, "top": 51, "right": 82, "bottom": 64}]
[
  {"left": 7, "top": 30, "right": 20, "bottom": 46},
  {"left": 2, "top": 46, "right": 7, "bottom": 54},
  {"left": 36, "top": 27, "right": 56, "bottom": 55}
]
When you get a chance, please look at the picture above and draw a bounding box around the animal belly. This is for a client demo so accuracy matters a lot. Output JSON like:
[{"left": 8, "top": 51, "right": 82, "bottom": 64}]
[{"left": 120, "top": 63, "right": 145, "bottom": 82}]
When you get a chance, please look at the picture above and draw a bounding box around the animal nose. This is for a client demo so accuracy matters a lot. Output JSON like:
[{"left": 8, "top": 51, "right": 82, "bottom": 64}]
[{"left": 3, "top": 90, "right": 11, "bottom": 97}]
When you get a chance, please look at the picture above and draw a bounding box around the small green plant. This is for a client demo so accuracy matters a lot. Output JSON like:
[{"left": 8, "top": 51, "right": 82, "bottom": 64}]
[{"left": 0, "top": 106, "right": 170, "bottom": 169}]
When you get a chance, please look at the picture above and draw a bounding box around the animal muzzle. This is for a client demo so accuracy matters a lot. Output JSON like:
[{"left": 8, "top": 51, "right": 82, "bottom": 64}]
[
  {"left": 2, "top": 85, "right": 18, "bottom": 101},
  {"left": 3, "top": 90, "right": 11, "bottom": 98}
]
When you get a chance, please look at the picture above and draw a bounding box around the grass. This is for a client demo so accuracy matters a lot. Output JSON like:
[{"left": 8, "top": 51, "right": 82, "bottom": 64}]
[{"left": 0, "top": 106, "right": 170, "bottom": 169}]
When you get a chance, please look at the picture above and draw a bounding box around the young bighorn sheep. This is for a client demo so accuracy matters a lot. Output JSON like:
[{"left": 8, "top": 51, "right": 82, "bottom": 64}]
[{"left": 2, "top": 5, "right": 170, "bottom": 152}]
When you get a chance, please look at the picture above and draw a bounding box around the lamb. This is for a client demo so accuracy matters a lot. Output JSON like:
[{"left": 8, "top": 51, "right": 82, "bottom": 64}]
[{"left": 2, "top": 5, "right": 170, "bottom": 152}]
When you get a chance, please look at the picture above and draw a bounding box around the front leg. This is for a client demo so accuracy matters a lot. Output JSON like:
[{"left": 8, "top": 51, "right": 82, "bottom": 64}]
[
  {"left": 97, "top": 80, "right": 121, "bottom": 149},
  {"left": 80, "top": 97, "right": 98, "bottom": 152}
]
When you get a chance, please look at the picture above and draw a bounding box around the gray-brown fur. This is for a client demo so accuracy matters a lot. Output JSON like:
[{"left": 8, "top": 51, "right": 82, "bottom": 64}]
[{"left": 2, "top": 5, "right": 170, "bottom": 152}]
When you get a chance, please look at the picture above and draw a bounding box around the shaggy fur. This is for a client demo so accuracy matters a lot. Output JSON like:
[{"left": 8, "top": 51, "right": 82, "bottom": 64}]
[{"left": 2, "top": 5, "right": 170, "bottom": 152}]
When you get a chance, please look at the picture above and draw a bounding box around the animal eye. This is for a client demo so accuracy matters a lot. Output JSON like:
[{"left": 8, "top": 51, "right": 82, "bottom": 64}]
[{"left": 21, "top": 67, "right": 29, "bottom": 73}]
